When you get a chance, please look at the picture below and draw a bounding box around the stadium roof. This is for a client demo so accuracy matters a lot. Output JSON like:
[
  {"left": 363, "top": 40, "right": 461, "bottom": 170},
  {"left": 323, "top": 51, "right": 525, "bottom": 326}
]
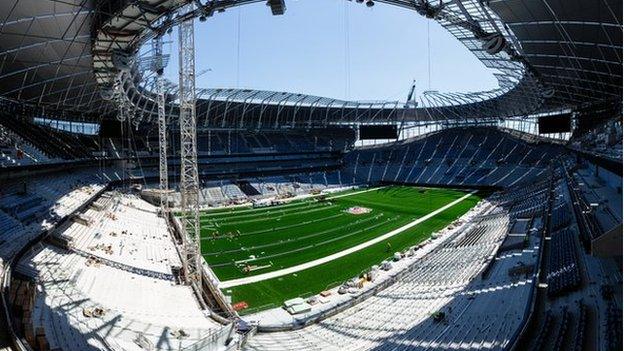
[
  {"left": 0, "top": 0, "right": 621, "bottom": 123},
  {"left": 489, "top": 0, "right": 622, "bottom": 108}
]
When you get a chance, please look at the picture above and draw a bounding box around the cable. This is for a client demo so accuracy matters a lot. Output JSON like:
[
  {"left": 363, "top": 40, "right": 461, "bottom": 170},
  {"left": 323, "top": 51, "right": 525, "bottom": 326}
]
[
  {"left": 236, "top": 7, "right": 242, "bottom": 87},
  {"left": 344, "top": 1, "right": 351, "bottom": 100},
  {"left": 427, "top": 20, "right": 431, "bottom": 91}
]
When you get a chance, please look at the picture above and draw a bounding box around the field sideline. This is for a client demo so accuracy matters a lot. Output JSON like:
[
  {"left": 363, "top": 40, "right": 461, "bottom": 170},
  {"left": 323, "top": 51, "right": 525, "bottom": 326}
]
[{"left": 196, "top": 186, "right": 482, "bottom": 312}]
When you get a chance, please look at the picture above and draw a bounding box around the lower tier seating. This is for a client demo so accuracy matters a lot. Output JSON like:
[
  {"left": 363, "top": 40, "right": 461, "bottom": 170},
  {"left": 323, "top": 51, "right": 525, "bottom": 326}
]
[{"left": 244, "top": 183, "right": 546, "bottom": 351}]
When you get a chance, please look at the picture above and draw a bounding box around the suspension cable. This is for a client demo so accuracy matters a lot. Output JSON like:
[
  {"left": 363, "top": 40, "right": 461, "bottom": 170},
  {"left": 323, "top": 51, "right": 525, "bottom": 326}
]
[
  {"left": 344, "top": 1, "right": 351, "bottom": 99},
  {"left": 236, "top": 7, "right": 242, "bottom": 87},
  {"left": 427, "top": 20, "right": 431, "bottom": 90}
]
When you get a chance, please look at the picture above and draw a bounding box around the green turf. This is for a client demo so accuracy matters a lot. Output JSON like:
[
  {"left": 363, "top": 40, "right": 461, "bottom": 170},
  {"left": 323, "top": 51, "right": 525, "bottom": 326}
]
[{"left": 190, "top": 186, "right": 481, "bottom": 313}]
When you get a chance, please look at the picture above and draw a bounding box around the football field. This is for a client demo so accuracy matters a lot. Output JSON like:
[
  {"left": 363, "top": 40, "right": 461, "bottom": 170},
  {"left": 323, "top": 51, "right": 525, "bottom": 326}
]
[{"left": 198, "top": 186, "right": 482, "bottom": 313}]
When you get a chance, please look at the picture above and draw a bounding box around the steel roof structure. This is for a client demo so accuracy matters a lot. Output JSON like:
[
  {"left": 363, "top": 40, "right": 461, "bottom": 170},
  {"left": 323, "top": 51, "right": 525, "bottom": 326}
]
[
  {"left": 489, "top": 0, "right": 622, "bottom": 108},
  {"left": 0, "top": 0, "right": 621, "bottom": 124}
]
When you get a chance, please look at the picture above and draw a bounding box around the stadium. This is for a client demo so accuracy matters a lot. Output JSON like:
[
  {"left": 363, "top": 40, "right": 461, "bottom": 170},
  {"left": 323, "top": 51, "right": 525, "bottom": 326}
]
[{"left": 0, "top": 0, "right": 622, "bottom": 350}]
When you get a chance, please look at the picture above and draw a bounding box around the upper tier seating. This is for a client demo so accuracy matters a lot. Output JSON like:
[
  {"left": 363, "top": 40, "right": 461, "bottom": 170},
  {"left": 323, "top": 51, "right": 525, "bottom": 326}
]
[
  {"left": 159, "top": 127, "right": 355, "bottom": 157},
  {"left": 570, "top": 118, "right": 623, "bottom": 160},
  {"left": 343, "top": 126, "right": 563, "bottom": 188},
  {"left": 0, "top": 114, "right": 99, "bottom": 160},
  {"left": 0, "top": 124, "right": 52, "bottom": 167}
]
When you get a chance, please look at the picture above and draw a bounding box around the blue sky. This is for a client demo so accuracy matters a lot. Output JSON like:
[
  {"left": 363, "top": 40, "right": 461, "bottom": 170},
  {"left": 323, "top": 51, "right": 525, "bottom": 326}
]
[{"left": 162, "top": 0, "right": 498, "bottom": 102}]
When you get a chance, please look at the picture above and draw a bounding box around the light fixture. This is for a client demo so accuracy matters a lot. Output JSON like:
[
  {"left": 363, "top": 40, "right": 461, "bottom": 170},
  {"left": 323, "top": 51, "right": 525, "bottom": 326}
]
[{"left": 266, "top": 0, "right": 286, "bottom": 15}]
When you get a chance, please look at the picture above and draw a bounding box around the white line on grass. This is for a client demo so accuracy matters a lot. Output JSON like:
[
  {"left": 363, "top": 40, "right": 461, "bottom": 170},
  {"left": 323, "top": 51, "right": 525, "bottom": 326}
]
[
  {"left": 218, "top": 190, "right": 477, "bottom": 289},
  {"left": 326, "top": 186, "right": 387, "bottom": 200}
]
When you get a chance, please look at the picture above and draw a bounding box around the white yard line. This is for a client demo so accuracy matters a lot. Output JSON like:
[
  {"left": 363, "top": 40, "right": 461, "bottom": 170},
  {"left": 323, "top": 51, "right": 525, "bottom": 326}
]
[
  {"left": 218, "top": 190, "right": 477, "bottom": 289},
  {"left": 326, "top": 186, "right": 387, "bottom": 200}
]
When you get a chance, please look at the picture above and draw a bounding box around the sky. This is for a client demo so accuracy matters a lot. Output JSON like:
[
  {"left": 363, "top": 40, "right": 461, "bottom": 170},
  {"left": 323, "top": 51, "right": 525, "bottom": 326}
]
[{"left": 162, "top": 0, "right": 498, "bottom": 102}]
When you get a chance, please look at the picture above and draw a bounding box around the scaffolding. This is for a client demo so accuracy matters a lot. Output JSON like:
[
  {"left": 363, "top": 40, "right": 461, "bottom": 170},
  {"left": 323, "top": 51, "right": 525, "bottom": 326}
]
[
  {"left": 177, "top": 13, "right": 202, "bottom": 292},
  {"left": 151, "top": 37, "right": 169, "bottom": 212}
]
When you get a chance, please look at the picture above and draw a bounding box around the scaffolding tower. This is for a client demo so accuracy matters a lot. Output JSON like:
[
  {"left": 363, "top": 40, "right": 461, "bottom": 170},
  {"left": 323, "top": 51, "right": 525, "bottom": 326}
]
[
  {"left": 177, "top": 14, "right": 202, "bottom": 291},
  {"left": 151, "top": 37, "right": 169, "bottom": 212}
]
